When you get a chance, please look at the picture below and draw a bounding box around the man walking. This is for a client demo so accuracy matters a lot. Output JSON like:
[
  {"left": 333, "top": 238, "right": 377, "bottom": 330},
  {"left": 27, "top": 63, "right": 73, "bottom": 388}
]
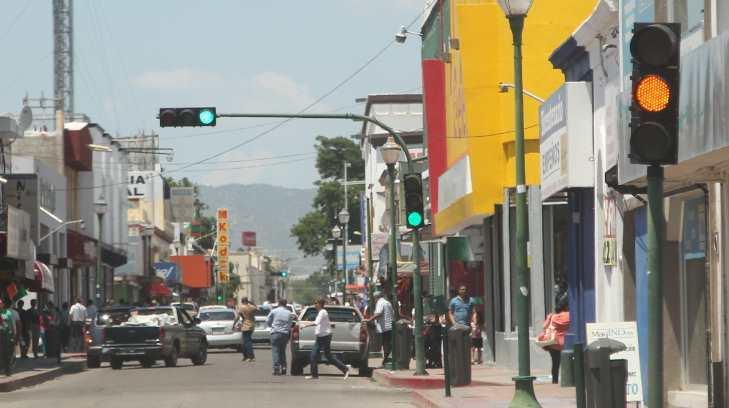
[
  {"left": 267, "top": 299, "right": 293, "bottom": 375},
  {"left": 28, "top": 299, "right": 41, "bottom": 358},
  {"left": 234, "top": 297, "right": 258, "bottom": 362},
  {"left": 68, "top": 298, "right": 87, "bottom": 352},
  {"left": 0, "top": 298, "right": 15, "bottom": 376},
  {"left": 449, "top": 286, "right": 475, "bottom": 326},
  {"left": 17, "top": 300, "right": 31, "bottom": 358},
  {"left": 367, "top": 291, "right": 394, "bottom": 368},
  {"left": 303, "top": 298, "right": 351, "bottom": 380}
]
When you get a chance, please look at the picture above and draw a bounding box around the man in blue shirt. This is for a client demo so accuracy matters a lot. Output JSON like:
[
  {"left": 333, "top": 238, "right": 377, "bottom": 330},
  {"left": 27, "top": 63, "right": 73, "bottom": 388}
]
[
  {"left": 449, "top": 286, "right": 475, "bottom": 326},
  {"left": 267, "top": 299, "right": 293, "bottom": 375}
]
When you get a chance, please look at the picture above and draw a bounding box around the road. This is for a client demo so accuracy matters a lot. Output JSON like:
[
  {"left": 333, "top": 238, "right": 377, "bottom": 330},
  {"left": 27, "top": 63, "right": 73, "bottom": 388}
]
[{"left": 2, "top": 348, "right": 412, "bottom": 408}]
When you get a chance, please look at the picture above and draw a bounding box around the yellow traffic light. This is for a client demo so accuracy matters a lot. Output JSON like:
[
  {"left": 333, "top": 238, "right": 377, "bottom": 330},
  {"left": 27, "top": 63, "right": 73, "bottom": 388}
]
[{"left": 635, "top": 75, "right": 671, "bottom": 113}]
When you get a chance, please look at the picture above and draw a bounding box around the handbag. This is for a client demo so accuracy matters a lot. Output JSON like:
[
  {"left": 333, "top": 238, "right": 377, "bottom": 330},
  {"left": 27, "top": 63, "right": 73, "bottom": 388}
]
[{"left": 535, "top": 314, "right": 558, "bottom": 349}]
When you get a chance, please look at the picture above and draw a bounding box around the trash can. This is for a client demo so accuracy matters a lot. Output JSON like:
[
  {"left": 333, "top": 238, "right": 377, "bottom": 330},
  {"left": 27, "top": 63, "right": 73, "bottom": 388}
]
[
  {"left": 395, "top": 319, "right": 412, "bottom": 369},
  {"left": 560, "top": 349, "right": 575, "bottom": 387},
  {"left": 584, "top": 338, "right": 628, "bottom": 408},
  {"left": 447, "top": 323, "right": 471, "bottom": 386},
  {"left": 424, "top": 321, "right": 443, "bottom": 368}
]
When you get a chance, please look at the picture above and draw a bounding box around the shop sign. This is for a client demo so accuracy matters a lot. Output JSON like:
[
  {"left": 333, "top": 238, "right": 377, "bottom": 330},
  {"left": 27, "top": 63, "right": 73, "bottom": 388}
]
[
  {"left": 539, "top": 82, "right": 594, "bottom": 200},
  {"left": 216, "top": 208, "right": 229, "bottom": 283},
  {"left": 586, "top": 321, "right": 643, "bottom": 403},
  {"left": 242, "top": 231, "right": 256, "bottom": 247},
  {"left": 6, "top": 206, "right": 31, "bottom": 260},
  {"left": 4, "top": 174, "right": 39, "bottom": 243},
  {"left": 127, "top": 171, "right": 155, "bottom": 199}
]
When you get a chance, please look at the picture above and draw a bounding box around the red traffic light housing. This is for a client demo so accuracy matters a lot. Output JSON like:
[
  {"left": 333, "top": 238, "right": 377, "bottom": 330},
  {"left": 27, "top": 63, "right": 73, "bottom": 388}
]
[
  {"left": 629, "top": 23, "right": 680, "bottom": 165},
  {"left": 158, "top": 107, "right": 217, "bottom": 128}
]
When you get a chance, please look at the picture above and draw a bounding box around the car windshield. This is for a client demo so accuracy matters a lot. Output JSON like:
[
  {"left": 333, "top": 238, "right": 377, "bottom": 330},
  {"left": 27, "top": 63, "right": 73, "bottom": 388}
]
[
  {"left": 96, "top": 309, "right": 131, "bottom": 326},
  {"left": 199, "top": 310, "right": 235, "bottom": 321},
  {"left": 117, "top": 307, "right": 178, "bottom": 326},
  {"left": 301, "top": 307, "right": 360, "bottom": 323}
]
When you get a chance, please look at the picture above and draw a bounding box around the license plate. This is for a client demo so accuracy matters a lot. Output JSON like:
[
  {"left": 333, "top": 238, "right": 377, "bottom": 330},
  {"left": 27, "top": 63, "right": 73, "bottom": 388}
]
[{"left": 212, "top": 327, "right": 225, "bottom": 334}]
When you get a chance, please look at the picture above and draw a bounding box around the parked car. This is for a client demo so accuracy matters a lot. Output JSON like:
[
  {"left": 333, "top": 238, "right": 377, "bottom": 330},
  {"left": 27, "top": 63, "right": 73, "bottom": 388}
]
[
  {"left": 290, "top": 305, "right": 370, "bottom": 377},
  {"left": 198, "top": 306, "right": 241, "bottom": 350},
  {"left": 97, "top": 306, "right": 207, "bottom": 369},
  {"left": 252, "top": 306, "right": 271, "bottom": 343},
  {"left": 86, "top": 306, "right": 132, "bottom": 368}
]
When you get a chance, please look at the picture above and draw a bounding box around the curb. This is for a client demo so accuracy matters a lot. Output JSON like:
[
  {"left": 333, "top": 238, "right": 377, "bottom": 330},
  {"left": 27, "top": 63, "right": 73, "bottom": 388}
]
[
  {"left": 372, "top": 369, "right": 507, "bottom": 390},
  {"left": 0, "top": 358, "right": 87, "bottom": 393},
  {"left": 411, "top": 390, "right": 442, "bottom": 408}
]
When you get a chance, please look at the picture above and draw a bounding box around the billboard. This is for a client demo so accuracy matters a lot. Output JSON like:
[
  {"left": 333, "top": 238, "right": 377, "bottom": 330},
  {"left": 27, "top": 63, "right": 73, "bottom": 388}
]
[
  {"left": 242, "top": 231, "right": 256, "bottom": 247},
  {"left": 216, "top": 208, "right": 230, "bottom": 283},
  {"left": 170, "top": 187, "right": 194, "bottom": 223},
  {"left": 6, "top": 205, "right": 31, "bottom": 260},
  {"left": 127, "top": 171, "right": 155, "bottom": 199},
  {"left": 4, "top": 174, "right": 39, "bottom": 243}
]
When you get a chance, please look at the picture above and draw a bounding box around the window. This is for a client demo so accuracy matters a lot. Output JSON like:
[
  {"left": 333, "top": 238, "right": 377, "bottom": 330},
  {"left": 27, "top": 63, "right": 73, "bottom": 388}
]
[
  {"left": 301, "top": 307, "right": 360, "bottom": 323},
  {"left": 542, "top": 204, "right": 569, "bottom": 314},
  {"left": 199, "top": 311, "right": 235, "bottom": 321},
  {"left": 671, "top": 0, "right": 705, "bottom": 36}
]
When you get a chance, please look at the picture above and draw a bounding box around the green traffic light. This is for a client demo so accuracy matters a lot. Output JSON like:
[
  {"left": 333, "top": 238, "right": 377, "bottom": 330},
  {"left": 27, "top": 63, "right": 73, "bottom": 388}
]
[
  {"left": 407, "top": 211, "right": 423, "bottom": 227},
  {"left": 198, "top": 109, "right": 215, "bottom": 125}
]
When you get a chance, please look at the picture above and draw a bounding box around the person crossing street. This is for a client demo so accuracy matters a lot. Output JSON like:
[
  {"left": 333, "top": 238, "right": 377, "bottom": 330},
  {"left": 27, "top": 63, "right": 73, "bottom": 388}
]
[
  {"left": 234, "top": 297, "right": 258, "bottom": 362},
  {"left": 266, "top": 299, "right": 293, "bottom": 375},
  {"left": 302, "top": 298, "right": 351, "bottom": 380}
]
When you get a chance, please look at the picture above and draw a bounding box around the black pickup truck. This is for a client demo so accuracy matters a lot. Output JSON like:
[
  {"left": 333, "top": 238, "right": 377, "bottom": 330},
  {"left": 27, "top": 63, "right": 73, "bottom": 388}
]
[{"left": 97, "top": 306, "right": 207, "bottom": 369}]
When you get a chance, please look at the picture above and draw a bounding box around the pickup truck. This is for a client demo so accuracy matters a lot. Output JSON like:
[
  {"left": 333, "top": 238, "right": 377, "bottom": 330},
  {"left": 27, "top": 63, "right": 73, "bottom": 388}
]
[
  {"left": 97, "top": 306, "right": 207, "bottom": 370},
  {"left": 290, "top": 305, "right": 370, "bottom": 377}
]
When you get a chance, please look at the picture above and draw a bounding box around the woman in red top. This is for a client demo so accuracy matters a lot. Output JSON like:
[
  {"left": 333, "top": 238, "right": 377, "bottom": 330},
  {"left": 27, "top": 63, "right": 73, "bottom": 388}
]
[{"left": 542, "top": 294, "right": 570, "bottom": 384}]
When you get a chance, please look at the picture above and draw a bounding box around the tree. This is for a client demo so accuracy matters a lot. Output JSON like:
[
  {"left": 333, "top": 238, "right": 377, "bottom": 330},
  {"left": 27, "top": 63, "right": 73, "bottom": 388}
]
[
  {"left": 291, "top": 136, "right": 364, "bottom": 257},
  {"left": 289, "top": 271, "right": 332, "bottom": 305}
]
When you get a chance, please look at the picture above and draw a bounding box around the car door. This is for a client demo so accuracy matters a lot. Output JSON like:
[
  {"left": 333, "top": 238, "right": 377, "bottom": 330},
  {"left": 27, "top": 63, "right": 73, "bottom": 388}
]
[
  {"left": 326, "top": 307, "right": 361, "bottom": 352},
  {"left": 178, "top": 309, "right": 201, "bottom": 356}
]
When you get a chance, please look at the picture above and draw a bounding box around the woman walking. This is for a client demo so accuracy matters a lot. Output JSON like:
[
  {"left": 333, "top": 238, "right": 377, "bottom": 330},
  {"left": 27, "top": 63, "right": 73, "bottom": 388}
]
[{"left": 303, "top": 298, "right": 350, "bottom": 379}]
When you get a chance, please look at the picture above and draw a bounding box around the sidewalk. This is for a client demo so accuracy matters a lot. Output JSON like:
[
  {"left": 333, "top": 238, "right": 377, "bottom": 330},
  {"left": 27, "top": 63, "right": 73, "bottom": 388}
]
[
  {"left": 370, "top": 358, "right": 577, "bottom": 408},
  {"left": 0, "top": 353, "right": 86, "bottom": 392}
]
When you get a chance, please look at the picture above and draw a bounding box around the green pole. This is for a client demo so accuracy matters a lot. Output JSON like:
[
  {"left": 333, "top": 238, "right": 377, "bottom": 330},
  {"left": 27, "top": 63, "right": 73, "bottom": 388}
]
[
  {"left": 96, "top": 213, "right": 103, "bottom": 304},
  {"left": 366, "top": 196, "right": 375, "bottom": 315},
  {"left": 342, "top": 222, "right": 348, "bottom": 303},
  {"left": 507, "top": 14, "right": 540, "bottom": 408},
  {"left": 332, "top": 238, "right": 338, "bottom": 296},
  {"left": 442, "top": 240, "right": 451, "bottom": 397},
  {"left": 412, "top": 229, "right": 427, "bottom": 375},
  {"left": 647, "top": 165, "right": 664, "bottom": 408},
  {"left": 386, "top": 163, "right": 399, "bottom": 371}
]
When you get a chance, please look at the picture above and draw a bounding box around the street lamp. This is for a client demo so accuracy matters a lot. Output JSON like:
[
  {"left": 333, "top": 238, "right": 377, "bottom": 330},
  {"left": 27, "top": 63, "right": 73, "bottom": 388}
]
[
  {"left": 380, "top": 136, "right": 401, "bottom": 371},
  {"left": 331, "top": 225, "right": 341, "bottom": 298},
  {"left": 497, "top": 0, "right": 540, "bottom": 406},
  {"left": 338, "top": 208, "right": 350, "bottom": 298},
  {"left": 94, "top": 195, "right": 108, "bottom": 303}
]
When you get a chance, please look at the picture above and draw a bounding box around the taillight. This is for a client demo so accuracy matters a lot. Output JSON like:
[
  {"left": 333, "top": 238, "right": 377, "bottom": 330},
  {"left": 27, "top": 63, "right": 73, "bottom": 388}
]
[{"left": 291, "top": 325, "right": 299, "bottom": 342}]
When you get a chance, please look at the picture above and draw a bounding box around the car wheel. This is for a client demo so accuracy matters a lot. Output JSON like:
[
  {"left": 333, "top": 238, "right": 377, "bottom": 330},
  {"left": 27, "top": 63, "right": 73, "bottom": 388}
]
[
  {"left": 192, "top": 341, "right": 207, "bottom": 366},
  {"left": 110, "top": 358, "right": 123, "bottom": 370},
  {"left": 141, "top": 358, "right": 154, "bottom": 368},
  {"left": 87, "top": 356, "right": 101, "bottom": 369},
  {"left": 164, "top": 345, "right": 179, "bottom": 367},
  {"left": 290, "top": 358, "right": 304, "bottom": 376}
]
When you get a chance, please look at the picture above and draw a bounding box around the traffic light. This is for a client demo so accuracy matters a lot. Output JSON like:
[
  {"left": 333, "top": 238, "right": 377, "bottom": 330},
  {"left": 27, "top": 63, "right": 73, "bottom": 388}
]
[
  {"left": 629, "top": 23, "right": 680, "bottom": 165},
  {"left": 216, "top": 295, "right": 223, "bottom": 302},
  {"left": 280, "top": 271, "right": 288, "bottom": 278},
  {"left": 403, "top": 173, "right": 425, "bottom": 229},
  {"left": 159, "top": 107, "right": 217, "bottom": 128}
]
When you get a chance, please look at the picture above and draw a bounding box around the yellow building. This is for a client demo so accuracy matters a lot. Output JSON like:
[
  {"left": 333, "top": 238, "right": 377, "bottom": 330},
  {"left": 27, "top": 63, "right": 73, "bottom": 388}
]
[{"left": 425, "top": 0, "right": 596, "bottom": 235}]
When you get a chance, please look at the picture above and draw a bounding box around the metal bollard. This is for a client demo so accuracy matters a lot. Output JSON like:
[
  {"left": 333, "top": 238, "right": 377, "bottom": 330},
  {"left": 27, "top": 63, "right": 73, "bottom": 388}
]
[
  {"left": 584, "top": 338, "right": 628, "bottom": 408},
  {"left": 395, "top": 320, "right": 412, "bottom": 369},
  {"left": 446, "top": 323, "right": 471, "bottom": 386}
]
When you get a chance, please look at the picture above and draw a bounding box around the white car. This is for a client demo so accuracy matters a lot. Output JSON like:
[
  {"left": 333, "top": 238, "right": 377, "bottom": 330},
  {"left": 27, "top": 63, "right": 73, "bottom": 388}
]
[{"left": 197, "top": 306, "right": 241, "bottom": 350}]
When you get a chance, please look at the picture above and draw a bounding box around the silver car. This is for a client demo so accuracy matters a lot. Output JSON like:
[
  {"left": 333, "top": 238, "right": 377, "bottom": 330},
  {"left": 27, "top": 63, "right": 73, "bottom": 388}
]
[
  {"left": 198, "top": 306, "right": 241, "bottom": 350},
  {"left": 252, "top": 306, "right": 271, "bottom": 343}
]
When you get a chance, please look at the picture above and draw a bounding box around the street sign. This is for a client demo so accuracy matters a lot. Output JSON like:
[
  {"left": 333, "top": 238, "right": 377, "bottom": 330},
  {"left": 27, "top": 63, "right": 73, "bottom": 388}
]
[
  {"left": 216, "top": 208, "right": 230, "bottom": 283},
  {"left": 586, "top": 321, "right": 644, "bottom": 403}
]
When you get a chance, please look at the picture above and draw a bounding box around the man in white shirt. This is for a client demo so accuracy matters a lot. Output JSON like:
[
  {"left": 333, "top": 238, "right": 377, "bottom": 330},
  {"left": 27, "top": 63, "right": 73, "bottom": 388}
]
[
  {"left": 367, "top": 291, "right": 394, "bottom": 368},
  {"left": 68, "top": 299, "right": 87, "bottom": 352},
  {"left": 301, "top": 298, "right": 350, "bottom": 380}
]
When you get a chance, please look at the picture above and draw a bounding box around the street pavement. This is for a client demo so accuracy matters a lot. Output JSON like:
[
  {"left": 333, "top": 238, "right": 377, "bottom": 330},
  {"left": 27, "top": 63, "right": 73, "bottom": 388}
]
[{"left": 1, "top": 348, "right": 413, "bottom": 408}]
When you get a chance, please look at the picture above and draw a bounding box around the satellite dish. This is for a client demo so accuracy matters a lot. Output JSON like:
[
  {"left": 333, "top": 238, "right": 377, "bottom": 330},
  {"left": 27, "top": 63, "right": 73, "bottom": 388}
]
[{"left": 18, "top": 106, "right": 33, "bottom": 131}]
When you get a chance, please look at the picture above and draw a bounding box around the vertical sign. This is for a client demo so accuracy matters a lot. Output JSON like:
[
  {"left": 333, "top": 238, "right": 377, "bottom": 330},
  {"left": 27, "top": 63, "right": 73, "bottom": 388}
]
[
  {"left": 586, "top": 321, "right": 644, "bottom": 403},
  {"left": 216, "top": 208, "right": 230, "bottom": 283}
]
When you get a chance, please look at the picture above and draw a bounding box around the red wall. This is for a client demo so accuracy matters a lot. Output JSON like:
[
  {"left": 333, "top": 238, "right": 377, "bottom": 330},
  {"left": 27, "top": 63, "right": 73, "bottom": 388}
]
[{"left": 422, "top": 59, "right": 447, "bottom": 224}]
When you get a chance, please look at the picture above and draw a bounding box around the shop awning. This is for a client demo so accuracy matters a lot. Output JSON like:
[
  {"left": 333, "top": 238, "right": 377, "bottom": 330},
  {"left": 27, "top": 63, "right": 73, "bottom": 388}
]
[
  {"left": 148, "top": 281, "right": 172, "bottom": 297},
  {"left": 170, "top": 255, "right": 211, "bottom": 288},
  {"left": 33, "top": 261, "right": 54, "bottom": 293}
]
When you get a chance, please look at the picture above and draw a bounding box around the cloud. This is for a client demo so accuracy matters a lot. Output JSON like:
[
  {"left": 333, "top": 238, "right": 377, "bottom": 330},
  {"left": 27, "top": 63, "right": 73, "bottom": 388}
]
[
  {"left": 132, "top": 68, "right": 224, "bottom": 90},
  {"left": 233, "top": 71, "right": 330, "bottom": 113}
]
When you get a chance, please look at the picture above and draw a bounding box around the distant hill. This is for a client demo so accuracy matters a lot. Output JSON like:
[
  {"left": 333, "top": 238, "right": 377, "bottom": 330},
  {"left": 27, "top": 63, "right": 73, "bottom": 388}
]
[{"left": 198, "top": 183, "right": 322, "bottom": 276}]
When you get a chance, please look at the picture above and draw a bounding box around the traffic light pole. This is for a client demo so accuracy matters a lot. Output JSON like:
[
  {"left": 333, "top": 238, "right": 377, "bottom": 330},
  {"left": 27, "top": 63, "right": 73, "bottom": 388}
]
[
  {"left": 647, "top": 165, "right": 664, "bottom": 408},
  {"left": 216, "top": 112, "right": 419, "bottom": 372},
  {"left": 386, "top": 163, "right": 399, "bottom": 371},
  {"left": 412, "top": 229, "right": 427, "bottom": 376}
]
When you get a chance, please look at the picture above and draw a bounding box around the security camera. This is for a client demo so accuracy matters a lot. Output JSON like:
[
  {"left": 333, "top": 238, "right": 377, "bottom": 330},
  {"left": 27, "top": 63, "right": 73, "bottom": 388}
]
[
  {"left": 498, "top": 83, "right": 509, "bottom": 93},
  {"left": 395, "top": 26, "right": 408, "bottom": 44}
]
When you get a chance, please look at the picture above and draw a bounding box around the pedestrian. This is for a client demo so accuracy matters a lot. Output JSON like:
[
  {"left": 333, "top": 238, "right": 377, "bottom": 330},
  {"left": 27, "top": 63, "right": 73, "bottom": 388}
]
[
  {"left": 471, "top": 310, "right": 484, "bottom": 365},
  {"left": 302, "top": 298, "right": 351, "bottom": 380},
  {"left": 448, "top": 285, "right": 475, "bottom": 326},
  {"left": 86, "top": 300, "right": 98, "bottom": 322},
  {"left": 59, "top": 302, "right": 70, "bottom": 352},
  {"left": 536, "top": 294, "right": 570, "bottom": 384},
  {"left": 0, "top": 298, "right": 15, "bottom": 376},
  {"left": 17, "top": 300, "right": 31, "bottom": 358},
  {"left": 233, "top": 297, "right": 258, "bottom": 362},
  {"left": 68, "top": 298, "right": 87, "bottom": 352},
  {"left": 267, "top": 299, "right": 293, "bottom": 375},
  {"left": 366, "top": 291, "right": 394, "bottom": 368},
  {"left": 28, "top": 299, "right": 41, "bottom": 358},
  {"left": 44, "top": 301, "right": 61, "bottom": 359}
]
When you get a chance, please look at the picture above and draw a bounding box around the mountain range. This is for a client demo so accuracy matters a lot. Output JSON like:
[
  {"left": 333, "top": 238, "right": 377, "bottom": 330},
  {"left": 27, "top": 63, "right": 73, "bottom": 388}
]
[{"left": 197, "top": 183, "right": 322, "bottom": 277}]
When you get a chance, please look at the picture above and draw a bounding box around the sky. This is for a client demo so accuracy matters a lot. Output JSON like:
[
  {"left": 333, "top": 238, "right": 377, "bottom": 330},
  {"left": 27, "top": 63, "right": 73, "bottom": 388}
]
[{"left": 0, "top": 0, "right": 426, "bottom": 189}]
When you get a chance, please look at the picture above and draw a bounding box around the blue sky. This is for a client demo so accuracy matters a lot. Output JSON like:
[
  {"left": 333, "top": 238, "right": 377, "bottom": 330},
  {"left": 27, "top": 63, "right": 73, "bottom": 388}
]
[{"left": 0, "top": 1, "right": 425, "bottom": 189}]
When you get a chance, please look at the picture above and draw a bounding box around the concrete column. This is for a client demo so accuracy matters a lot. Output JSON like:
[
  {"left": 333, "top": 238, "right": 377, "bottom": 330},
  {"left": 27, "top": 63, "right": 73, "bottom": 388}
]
[{"left": 528, "top": 186, "right": 545, "bottom": 329}]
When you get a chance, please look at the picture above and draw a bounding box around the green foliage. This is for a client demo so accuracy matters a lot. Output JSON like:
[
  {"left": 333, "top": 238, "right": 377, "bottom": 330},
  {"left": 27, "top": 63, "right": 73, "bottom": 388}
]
[
  {"left": 289, "top": 271, "right": 332, "bottom": 306},
  {"left": 291, "top": 136, "right": 365, "bottom": 257}
]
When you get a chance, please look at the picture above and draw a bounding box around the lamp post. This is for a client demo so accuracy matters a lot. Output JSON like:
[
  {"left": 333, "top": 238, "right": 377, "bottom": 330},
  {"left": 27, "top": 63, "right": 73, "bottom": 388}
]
[
  {"left": 94, "top": 196, "right": 108, "bottom": 303},
  {"left": 331, "top": 225, "right": 342, "bottom": 298},
  {"left": 498, "top": 0, "right": 540, "bottom": 406},
  {"left": 338, "top": 208, "right": 350, "bottom": 302},
  {"left": 380, "top": 136, "right": 401, "bottom": 371}
]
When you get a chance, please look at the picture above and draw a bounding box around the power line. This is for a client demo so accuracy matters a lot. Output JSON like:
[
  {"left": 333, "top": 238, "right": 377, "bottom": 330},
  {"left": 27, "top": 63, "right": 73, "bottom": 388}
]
[
  {"left": 0, "top": 2, "right": 33, "bottom": 45},
  {"left": 446, "top": 124, "right": 539, "bottom": 139}
]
